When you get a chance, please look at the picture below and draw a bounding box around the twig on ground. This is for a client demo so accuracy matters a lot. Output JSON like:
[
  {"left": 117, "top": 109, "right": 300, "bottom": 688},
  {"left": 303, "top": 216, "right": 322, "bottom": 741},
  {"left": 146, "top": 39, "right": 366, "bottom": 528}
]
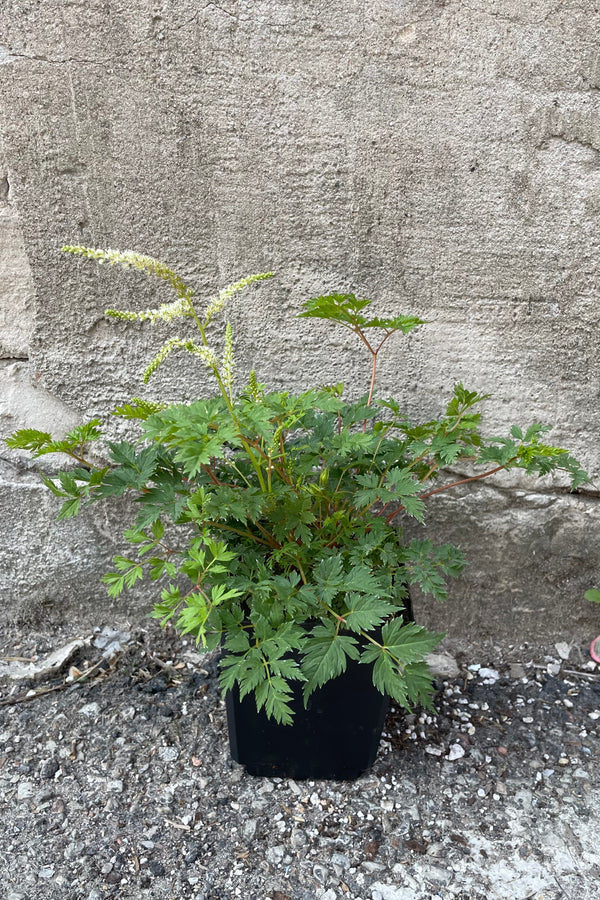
[
  {"left": 0, "top": 656, "right": 37, "bottom": 663},
  {"left": 0, "top": 657, "right": 112, "bottom": 707}
]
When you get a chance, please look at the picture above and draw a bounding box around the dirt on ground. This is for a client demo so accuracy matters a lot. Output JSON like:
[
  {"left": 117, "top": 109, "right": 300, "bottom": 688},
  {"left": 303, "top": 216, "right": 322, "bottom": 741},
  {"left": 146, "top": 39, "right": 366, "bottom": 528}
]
[{"left": 0, "top": 617, "right": 599, "bottom": 900}]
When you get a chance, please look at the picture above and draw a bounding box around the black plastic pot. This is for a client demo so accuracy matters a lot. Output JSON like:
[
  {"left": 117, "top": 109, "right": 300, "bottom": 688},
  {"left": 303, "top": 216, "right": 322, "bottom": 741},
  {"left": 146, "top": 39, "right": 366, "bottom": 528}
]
[
  {"left": 225, "top": 593, "right": 413, "bottom": 780},
  {"left": 225, "top": 653, "right": 390, "bottom": 780}
]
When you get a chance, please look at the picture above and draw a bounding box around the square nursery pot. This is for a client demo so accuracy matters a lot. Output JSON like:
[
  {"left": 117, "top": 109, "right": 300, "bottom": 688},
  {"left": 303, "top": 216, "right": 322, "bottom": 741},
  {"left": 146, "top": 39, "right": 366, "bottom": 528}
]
[
  {"left": 225, "top": 655, "right": 390, "bottom": 780},
  {"left": 225, "top": 596, "right": 412, "bottom": 780}
]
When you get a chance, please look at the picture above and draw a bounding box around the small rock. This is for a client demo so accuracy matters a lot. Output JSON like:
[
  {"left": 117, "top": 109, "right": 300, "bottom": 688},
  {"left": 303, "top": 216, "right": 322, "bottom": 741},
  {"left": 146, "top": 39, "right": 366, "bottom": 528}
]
[
  {"left": 78, "top": 702, "right": 101, "bottom": 718},
  {"left": 64, "top": 841, "right": 85, "bottom": 860},
  {"left": 266, "top": 845, "right": 285, "bottom": 865},
  {"left": 39, "top": 758, "right": 59, "bottom": 780},
  {"left": 425, "top": 650, "right": 460, "bottom": 679},
  {"left": 52, "top": 797, "right": 66, "bottom": 815},
  {"left": 425, "top": 746, "right": 443, "bottom": 756},
  {"left": 106, "top": 780, "right": 124, "bottom": 793},
  {"left": 158, "top": 746, "right": 179, "bottom": 762},
  {"left": 148, "top": 860, "right": 165, "bottom": 876},
  {"left": 447, "top": 744, "right": 465, "bottom": 761},
  {"left": 312, "top": 863, "right": 329, "bottom": 883},
  {"left": 259, "top": 781, "right": 275, "bottom": 794},
  {"left": 185, "top": 844, "right": 200, "bottom": 865},
  {"left": 38, "top": 865, "right": 55, "bottom": 879},
  {"left": 509, "top": 663, "right": 527, "bottom": 679},
  {"left": 290, "top": 829, "right": 307, "bottom": 849},
  {"left": 331, "top": 852, "right": 349, "bottom": 871},
  {"left": 554, "top": 642, "right": 570, "bottom": 660},
  {"left": 427, "top": 863, "right": 452, "bottom": 885},
  {"left": 363, "top": 861, "right": 385, "bottom": 873},
  {"left": 478, "top": 667, "right": 500, "bottom": 683},
  {"left": 93, "top": 626, "right": 131, "bottom": 658},
  {"left": 17, "top": 781, "right": 35, "bottom": 800}
]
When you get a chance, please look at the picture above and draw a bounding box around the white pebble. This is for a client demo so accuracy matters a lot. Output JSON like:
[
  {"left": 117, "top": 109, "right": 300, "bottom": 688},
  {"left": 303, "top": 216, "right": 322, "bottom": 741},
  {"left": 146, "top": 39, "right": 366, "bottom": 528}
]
[
  {"left": 447, "top": 744, "right": 465, "bottom": 761},
  {"left": 158, "top": 746, "right": 179, "bottom": 762},
  {"left": 479, "top": 668, "right": 500, "bottom": 683},
  {"left": 425, "top": 746, "right": 443, "bottom": 757},
  {"left": 17, "top": 781, "right": 35, "bottom": 801}
]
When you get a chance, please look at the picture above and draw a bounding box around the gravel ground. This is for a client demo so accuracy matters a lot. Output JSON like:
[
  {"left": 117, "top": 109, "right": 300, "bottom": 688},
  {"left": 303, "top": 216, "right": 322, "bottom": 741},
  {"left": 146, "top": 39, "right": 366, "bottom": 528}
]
[{"left": 1, "top": 620, "right": 599, "bottom": 900}]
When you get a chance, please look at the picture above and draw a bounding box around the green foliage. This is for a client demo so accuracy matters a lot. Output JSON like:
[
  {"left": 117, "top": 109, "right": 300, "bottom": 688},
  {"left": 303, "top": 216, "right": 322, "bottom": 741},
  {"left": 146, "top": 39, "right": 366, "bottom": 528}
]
[
  {"left": 5, "top": 247, "right": 591, "bottom": 724},
  {"left": 299, "top": 293, "right": 427, "bottom": 334},
  {"left": 111, "top": 398, "right": 167, "bottom": 420},
  {"left": 585, "top": 589, "right": 600, "bottom": 604},
  {"left": 6, "top": 420, "right": 102, "bottom": 460}
]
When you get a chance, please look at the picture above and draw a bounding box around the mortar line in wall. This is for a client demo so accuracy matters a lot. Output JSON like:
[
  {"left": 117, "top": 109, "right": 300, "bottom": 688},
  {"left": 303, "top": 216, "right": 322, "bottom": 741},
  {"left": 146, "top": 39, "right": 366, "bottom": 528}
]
[{"left": 433, "top": 469, "right": 600, "bottom": 503}]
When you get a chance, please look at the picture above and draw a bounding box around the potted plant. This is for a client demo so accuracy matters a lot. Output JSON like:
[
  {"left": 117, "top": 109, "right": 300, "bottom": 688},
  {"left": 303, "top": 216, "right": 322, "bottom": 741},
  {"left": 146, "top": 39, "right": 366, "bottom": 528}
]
[{"left": 7, "top": 246, "right": 590, "bottom": 779}]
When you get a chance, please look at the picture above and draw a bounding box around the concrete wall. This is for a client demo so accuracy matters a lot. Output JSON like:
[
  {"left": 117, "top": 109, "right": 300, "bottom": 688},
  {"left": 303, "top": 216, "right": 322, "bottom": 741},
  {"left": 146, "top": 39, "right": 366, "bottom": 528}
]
[{"left": 0, "top": 0, "right": 598, "bottom": 640}]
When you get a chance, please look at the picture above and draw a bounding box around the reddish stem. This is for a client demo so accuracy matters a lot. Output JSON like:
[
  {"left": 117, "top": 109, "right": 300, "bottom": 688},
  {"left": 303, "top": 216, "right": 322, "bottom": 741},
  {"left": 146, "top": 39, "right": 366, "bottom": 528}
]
[{"left": 383, "top": 461, "right": 515, "bottom": 525}]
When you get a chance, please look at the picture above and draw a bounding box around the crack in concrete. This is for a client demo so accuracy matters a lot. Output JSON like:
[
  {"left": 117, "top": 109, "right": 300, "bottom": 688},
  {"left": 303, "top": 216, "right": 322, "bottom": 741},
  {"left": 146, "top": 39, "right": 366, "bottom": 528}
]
[
  {"left": 463, "top": 0, "right": 566, "bottom": 26},
  {"left": 0, "top": 47, "right": 110, "bottom": 66},
  {"left": 438, "top": 466, "right": 600, "bottom": 502},
  {"left": 545, "top": 133, "right": 600, "bottom": 155}
]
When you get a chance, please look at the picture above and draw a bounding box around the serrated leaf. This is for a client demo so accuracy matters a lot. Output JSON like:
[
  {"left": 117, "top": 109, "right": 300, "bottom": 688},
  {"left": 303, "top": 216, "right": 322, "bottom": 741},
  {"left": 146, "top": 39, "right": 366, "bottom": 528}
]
[
  {"left": 123, "top": 565, "right": 143, "bottom": 588},
  {"left": 5, "top": 428, "right": 53, "bottom": 453},
  {"left": 379, "top": 620, "right": 444, "bottom": 663},
  {"left": 342, "top": 594, "right": 396, "bottom": 633},
  {"left": 301, "top": 624, "right": 359, "bottom": 702},
  {"left": 57, "top": 498, "right": 81, "bottom": 520},
  {"left": 101, "top": 572, "right": 126, "bottom": 598}
]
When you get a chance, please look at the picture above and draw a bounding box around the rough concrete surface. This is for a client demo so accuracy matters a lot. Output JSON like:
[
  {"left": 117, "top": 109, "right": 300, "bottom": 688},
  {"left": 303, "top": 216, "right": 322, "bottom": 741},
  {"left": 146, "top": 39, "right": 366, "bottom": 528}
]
[
  {"left": 1, "top": 620, "right": 600, "bottom": 900},
  {"left": 0, "top": 1, "right": 599, "bottom": 636}
]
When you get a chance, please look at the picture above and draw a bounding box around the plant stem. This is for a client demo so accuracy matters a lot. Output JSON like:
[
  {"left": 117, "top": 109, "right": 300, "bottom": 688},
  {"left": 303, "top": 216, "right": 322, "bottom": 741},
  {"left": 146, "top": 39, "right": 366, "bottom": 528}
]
[
  {"left": 382, "top": 459, "right": 518, "bottom": 524},
  {"left": 418, "top": 461, "right": 515, "bottom": 500}
]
